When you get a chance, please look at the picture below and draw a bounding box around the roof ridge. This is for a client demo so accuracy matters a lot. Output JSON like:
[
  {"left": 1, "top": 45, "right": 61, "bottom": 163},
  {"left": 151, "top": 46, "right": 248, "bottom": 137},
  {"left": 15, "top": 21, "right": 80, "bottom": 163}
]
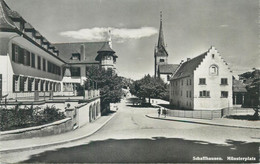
[{"left": 53, "top": 41, "right": 108, "bottom": 45}]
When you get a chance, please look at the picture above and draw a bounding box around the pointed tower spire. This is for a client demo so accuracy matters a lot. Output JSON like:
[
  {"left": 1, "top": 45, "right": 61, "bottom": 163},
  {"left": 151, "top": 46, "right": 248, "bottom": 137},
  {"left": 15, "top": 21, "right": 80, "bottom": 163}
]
[{"left": 158, "top": 11, "right": 165, "bottom": 49}]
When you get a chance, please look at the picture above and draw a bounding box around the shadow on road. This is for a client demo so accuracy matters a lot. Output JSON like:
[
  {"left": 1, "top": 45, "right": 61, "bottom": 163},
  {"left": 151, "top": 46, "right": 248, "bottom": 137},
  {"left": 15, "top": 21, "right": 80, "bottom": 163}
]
[{"left": 23, "top": 137, "right": 259, "bottom": 163}]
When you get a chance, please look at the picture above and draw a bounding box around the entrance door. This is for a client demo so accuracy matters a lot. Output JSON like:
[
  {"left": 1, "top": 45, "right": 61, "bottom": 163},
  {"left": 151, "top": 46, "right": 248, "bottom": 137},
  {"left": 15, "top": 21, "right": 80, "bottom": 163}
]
[{"left": 0, "top": 74, "right": 2, "bottom": 98}]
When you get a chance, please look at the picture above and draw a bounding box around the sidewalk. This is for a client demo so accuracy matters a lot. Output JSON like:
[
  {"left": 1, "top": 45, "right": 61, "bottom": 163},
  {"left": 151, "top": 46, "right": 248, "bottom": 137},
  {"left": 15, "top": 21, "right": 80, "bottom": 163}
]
[
  {"left": 0, "top": 112, "right": 117, "bottom": 153},
  {"left": 146, "top": 114, "right": 260, "bottom": 130}
]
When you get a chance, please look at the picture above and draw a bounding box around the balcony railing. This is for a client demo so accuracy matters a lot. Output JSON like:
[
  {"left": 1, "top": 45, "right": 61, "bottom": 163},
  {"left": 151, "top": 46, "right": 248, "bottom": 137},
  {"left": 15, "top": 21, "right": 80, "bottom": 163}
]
[{"left": 84, "top": 89, "right": 100, "bottom": 100}]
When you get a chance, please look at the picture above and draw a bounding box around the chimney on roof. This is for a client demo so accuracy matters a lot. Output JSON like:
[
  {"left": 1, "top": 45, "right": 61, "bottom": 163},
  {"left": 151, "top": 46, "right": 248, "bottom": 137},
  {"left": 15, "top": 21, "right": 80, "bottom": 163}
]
[
  {"left": 181, "top": 60, "right": 184, "bottom": 64},
  {"left": 80, "top": 44, "right": 85, "bottom": 61},
  {"left": 187, "top": 58, "right": 190, "bottom": 61}
]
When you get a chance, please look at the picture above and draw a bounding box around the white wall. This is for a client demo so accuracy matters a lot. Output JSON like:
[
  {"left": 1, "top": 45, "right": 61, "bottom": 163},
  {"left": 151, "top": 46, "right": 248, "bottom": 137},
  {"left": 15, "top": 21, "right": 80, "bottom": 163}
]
[
  {"left": 0, "top": 32, "right": 65, "bottom": 96},
  {"left": 170, "top": 76, "right": 193, "bottom": 109},
  {"left": 77, "top": 98, "right": 101, "bottom": 128},
  {"left": 193, "top": 47, "right": 233, "bottom": 110}
]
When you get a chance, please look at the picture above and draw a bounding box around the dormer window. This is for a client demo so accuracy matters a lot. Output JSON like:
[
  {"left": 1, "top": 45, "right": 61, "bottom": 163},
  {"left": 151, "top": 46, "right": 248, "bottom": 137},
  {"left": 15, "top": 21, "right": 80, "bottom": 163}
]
[
  {"left": 209, "top": 64, "right": 218, "bottom": 75},
  {"left": 160, "top": 59, "right": 165, "bottom": 62},
  {"left": 71, "top": 53, "right": 80, "bottom": 60}
]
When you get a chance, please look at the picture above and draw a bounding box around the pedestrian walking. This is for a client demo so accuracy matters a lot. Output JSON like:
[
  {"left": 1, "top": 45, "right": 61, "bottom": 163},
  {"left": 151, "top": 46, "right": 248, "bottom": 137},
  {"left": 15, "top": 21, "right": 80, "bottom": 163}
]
[
  {"left": 162, "top": 108, "right": 167, "bottom": 118},
  {"left": 158, "top": 108, "right": 161, "bottom": 117}
]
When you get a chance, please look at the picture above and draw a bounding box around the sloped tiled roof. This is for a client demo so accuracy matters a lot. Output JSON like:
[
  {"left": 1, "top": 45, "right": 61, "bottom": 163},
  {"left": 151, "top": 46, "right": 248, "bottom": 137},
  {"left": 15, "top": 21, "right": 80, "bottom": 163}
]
[
  {"left": 172, "top": 52, "right": 207, "bottom": 79},
  {"left": 97, "top": 43, "right": 115, "bottom": 53},
  {"left": 0, "top": 0, "right": 64, "bottom": 62},
  {"left": 233, "top": 79, "right": 247, "bottom": 93},
  {"left": 158, "top": 64, "right": 179, "bottom": 74},
  {"left": 0, "top": 0, "right": 16, "bottom": 30},
  {"left": 53, "top": 42, "right": 110, "bottom": 64}
]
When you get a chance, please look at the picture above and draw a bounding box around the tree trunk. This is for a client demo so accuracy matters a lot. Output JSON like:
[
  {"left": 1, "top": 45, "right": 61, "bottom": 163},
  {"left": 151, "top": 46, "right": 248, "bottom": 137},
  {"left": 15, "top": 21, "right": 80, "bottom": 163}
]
[{"left": 253, "top": 108, "right": 259, "bottom": 120}]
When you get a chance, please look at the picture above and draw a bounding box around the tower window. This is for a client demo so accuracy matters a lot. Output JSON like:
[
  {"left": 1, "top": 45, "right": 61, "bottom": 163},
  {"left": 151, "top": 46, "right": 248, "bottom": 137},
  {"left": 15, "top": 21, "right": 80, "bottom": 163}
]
[
  {"left": 209, "top": 65, "right": 218, "bottom": 75},
  {"left": 159, "top": 59, "right": 165, "bottom": 62}
]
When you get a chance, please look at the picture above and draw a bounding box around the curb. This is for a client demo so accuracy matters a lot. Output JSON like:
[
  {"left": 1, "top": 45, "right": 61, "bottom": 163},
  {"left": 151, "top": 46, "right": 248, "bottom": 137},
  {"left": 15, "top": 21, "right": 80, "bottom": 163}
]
[
  {"left": 0, "top": 112, "right": 117, "bottom": 154},
  {"left": 145, "top": 115, "right": 260, "bottom": 130}
]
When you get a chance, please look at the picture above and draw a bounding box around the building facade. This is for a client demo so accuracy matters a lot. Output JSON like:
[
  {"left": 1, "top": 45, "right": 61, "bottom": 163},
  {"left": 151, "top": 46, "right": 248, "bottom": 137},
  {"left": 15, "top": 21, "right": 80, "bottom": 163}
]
[
  {"left": 0, "top": 0, "right": 65, "bottom": 99},
  {"left": 0, "top": 0, "right": 118, "bottom": 99},
  {"left": 169, "top": 46, "right": 233, "bottom": 110},
  {"left": 154, "top": 12, "right": 178, "bottom": 82},
  {"left": 54, "top": 41, "right": 117, "bottom": 93}
]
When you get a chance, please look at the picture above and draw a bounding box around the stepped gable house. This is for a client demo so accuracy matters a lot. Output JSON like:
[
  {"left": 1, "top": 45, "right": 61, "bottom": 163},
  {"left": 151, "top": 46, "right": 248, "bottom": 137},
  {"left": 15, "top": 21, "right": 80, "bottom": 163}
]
[
  {"left": 154, "top": 12, "right": 178, "bottom": 82},
  {"left": 169, "top": 46, "right": 233, "bottom": 110},
  {"left": 0, "top": 0, "right": 118, "bottom": 99}
]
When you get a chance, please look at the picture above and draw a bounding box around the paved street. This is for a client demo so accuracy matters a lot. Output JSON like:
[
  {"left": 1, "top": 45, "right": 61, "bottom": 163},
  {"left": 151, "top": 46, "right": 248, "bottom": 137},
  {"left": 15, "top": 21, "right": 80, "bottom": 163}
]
[{"left": 1, "top": 99, "right": 259, "bottom": 163}]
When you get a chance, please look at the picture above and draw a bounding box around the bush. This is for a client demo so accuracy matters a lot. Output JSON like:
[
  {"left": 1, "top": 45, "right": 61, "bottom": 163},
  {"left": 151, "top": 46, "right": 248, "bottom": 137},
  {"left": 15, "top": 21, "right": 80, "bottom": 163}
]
[{"left": 0, "top": 105, "right": 65, "bottom": 131}]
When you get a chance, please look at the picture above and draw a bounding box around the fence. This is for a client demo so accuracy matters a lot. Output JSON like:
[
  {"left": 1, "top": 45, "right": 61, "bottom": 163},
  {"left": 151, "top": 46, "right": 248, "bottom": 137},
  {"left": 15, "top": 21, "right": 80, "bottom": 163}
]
[
  {"left": 2, "top": 91, "right": 52, "bottom": 101},
  {"left": 167, "top": 109, "right": 222, "bottom": 120},
  {"left": 221, "top": 107, "right": 253, "bottom": 117},
  {"left": 166, "top": 107, "right": 254, "bottom": 120},
  {"left": 84, "top": 89, "right": 100, "bottom": 100}
]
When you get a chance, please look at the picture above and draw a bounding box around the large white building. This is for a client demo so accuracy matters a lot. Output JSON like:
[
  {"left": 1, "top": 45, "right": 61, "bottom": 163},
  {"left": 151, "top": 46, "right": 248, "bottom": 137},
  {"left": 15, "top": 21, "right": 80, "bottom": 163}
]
[
  {"left": 0, "top": 0, "right": 117, "bottom": 99},
  {"left": 169, "top": 46, "right": 233, "bottom": 110}
]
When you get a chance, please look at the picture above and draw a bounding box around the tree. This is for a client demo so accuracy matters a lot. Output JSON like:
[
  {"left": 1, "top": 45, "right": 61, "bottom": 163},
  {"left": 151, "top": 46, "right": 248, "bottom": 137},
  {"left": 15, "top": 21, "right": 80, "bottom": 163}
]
[
  {"left": 85, "top": 66, "right": 123, "bottom": 114},
  {"left": 239, "top": 69, "right": 260, "bottom": 119},
  {"left": 130, "top": 74, "right": 169, "bottom": 104}
]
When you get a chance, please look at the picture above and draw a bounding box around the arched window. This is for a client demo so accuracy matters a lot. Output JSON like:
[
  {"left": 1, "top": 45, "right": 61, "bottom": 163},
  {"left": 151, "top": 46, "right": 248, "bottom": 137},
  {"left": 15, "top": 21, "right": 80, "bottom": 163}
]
[{"left": 209, "top": 64, "right": 218, "bottom": 75}]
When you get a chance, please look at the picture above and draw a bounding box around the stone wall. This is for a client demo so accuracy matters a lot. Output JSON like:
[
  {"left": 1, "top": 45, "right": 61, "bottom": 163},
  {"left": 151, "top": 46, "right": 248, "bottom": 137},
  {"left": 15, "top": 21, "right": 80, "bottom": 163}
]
[{"left": 0, "top": 118, "right": 73, "bottom": 141}]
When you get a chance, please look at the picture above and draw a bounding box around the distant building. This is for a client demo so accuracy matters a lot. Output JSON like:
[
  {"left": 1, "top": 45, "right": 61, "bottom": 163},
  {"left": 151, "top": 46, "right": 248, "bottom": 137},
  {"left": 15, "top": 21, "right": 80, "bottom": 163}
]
[
  {"left": 232, "top": 78, "right": 247, "bottom": 106},
  {"left": 154, "top": 12, "right": 178, "bottom": 82},
  {"left": 54, "top": 41, "right": 117, "bottom": 92},
  {"left": 169, "top": 46, "right": 233, "bottom": 110}
]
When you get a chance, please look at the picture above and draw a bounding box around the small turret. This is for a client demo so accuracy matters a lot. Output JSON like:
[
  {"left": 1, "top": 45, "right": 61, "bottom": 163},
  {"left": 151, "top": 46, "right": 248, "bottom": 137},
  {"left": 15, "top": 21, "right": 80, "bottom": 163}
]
[{"left": 95, "top": 42, "right": 117, "bottom": 70}]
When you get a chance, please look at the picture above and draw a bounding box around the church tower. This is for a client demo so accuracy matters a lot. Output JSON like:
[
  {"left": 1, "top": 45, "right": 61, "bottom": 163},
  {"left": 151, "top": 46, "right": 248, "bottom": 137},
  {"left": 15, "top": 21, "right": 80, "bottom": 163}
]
[{"left": 154, "top": 11, "right": 169, "bottom": 78}]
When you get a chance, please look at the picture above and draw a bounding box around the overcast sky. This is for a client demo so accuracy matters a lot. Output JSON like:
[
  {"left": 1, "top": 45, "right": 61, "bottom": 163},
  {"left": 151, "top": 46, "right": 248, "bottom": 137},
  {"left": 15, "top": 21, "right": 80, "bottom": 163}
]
[{"left": 6, "top": 0, "right": 259, "bottom": 80}]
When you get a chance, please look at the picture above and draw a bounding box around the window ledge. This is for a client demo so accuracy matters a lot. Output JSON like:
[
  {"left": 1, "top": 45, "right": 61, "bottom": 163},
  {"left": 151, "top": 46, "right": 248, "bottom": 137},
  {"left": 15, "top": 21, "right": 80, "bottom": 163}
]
[
  {"left": 199, "top": 84, "right": 207, "bottom": 85},
  {"left": 199, "top": 96, "right": 211, "bottom": 98},
  {"left": 220, "top": 84, "right": 228, "bottom": 86}
]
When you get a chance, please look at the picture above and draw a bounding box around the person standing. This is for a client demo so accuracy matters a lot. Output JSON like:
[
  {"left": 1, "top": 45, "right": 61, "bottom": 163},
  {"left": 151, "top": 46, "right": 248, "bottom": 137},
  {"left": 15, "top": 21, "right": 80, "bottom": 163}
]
[
  {"left": 158, "top": 108, "right": 161, "bottom": 117},
  {"left": 162, "top": 108, "right": 167, "bottom": 118}
]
